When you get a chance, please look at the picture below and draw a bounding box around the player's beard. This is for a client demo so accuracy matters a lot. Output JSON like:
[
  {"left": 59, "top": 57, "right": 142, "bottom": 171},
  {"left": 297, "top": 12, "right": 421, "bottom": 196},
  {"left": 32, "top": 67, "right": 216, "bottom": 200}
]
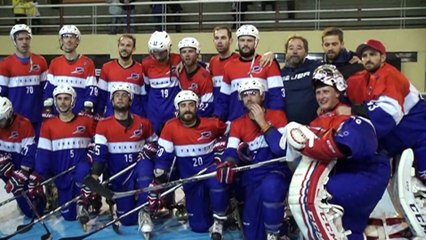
[
  {"left": 119, "top": 50, "right": 131, "bottom": 61},
  {"left": 239, "top": 48, "right": 255, "bottom": 59},
  {"left": 285, "top": 55, "right": 304, "bottom": 68},
  {"left": 179, "top": 111, "right": 197, "bottom": 125},
  {"left": 364, "top": 61, "right": 381, "bottom": 73},
  {"left": 113, "top": 104, "right": 130, "bottom": 113},
  {"left": 326, "top": 50, "right": 339, "bottom": 62},
  {"left": 216, "top": 44, "right": 229, "bottom": 54}
]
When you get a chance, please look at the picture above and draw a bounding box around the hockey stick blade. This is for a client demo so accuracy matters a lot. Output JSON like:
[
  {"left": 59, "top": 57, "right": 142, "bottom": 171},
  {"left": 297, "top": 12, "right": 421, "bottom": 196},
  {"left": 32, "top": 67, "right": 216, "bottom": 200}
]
[{"left": 84, "top": 175, "right": 114, "bottom": 199}]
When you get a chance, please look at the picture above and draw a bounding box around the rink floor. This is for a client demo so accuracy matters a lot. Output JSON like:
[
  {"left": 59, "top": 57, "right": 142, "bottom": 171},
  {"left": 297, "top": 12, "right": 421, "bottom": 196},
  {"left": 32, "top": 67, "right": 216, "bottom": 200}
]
[{"left": 0, "top": 184, "right": 242, "bottom": 240}]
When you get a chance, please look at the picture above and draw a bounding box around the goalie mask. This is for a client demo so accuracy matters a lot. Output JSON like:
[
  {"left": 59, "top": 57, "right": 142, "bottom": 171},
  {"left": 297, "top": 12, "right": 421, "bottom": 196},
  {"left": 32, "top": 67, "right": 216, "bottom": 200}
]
[{"left": 312, "top": 64, "right": 347, "bottom": 92}]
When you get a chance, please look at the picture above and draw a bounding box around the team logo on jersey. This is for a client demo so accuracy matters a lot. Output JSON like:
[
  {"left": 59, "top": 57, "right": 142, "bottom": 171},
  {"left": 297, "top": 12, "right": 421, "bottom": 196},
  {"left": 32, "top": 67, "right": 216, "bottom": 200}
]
[
  {"left": 30, "top": 64, "right": 40, "bottom": 72},
  {"left": 130, "top": 129, "right": 142, "bottom": 139},
  {"left": 166, "top": 66, "right": 177, "bottom": 75},
  {"left": 251, "top": 66, "right": 262, "bottom": 73},
  {"left": 189, "top": 83, "right": 198, "bottom": 91},
  {"left": 9, "top": 131, "right": 19, "bottom": 139},
  {"left": 127, "top": 73, "right": 140, "bottom": 80},
  {"left": 71, "top": 67, "right": 84, "bottom": 74},
  {"left": 73, "top": 126, "right": 86, "bottom": 134},
  {"left": 197, "top": 131, "right": 212, "bottom": 141}
]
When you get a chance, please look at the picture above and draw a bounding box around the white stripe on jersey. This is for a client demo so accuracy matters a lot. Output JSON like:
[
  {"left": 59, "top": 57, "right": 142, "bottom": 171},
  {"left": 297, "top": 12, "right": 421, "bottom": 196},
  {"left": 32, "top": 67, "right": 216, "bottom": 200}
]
[
  {"left": 375, "top": 96, "right": 404, "bottom": 125},
  {"left": 404, "top": 83, "right": 421, "bottom": 114},
  {"left": 219, "top": 82, "right": 231, "bottom": 95},
  {"left": 47, "top": 75, "right": 97, "bottom": 89},
  {"left": 0, "top": 138, "right": 33, "bottom": 153},
  {"left": 148, "top": 76, "right": 179, "bottom": 89},
  {"left": 158, "top": 138, "right": 174, "bottom": 153},
  {"left": 212, "top": 75, "right": 223, "bottom": 88},
  {"left": 267, "top": 75, "right": 284, "bottom": 89},
  {"left": 0, "top": 75, "right": 8, "bottom": 86},
  {"left": 230, "top": 77, "right": 267, "bottom": 94},
  {"left": 51, "top": 137, "right": 91, "bottom": 151},
  {"left": 98, "top": 78, "right": 108, "bottom": 91},
  {"left": 107, "top": 141, "right": 145, "bottom": 154},
  {"left": 7, "top": 75, "right": 42, "bottom": 87},
  {"left": 94, "top": 134, "right": 107, "bottom": 145},
  {"left": 200, "top": 93, "right": 214, "bottom": 103},
  {"left": 174, "top": 139, "right": 216, "bottom": 157},
  {"left": 227, "top": 126, "right": 285, "bottom": 151}
]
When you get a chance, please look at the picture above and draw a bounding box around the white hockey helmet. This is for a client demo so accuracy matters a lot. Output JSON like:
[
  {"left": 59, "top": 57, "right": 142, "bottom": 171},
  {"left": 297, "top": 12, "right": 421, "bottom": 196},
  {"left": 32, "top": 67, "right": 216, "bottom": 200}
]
[
  {"left": 236, "top": 25, "right": 259, "bottom": 40},
  {"left": 10, "top": 24, "right": 32, "bottom": 41},
  {"left": 59, "top": 25, "right": 81, "bottom": 40},
  {"left": 110, "top": 83, "right": 133, "bottom": 101},
  {"left": 0, "top": 97, "right": 14, "bottom": 121},
  {"left": 238, "top": 78, "right": 265, "bottom": 100},
  {"left": 148, "top": 31, "right": 172, "bottom": 52},
  {"left": 174, "top": 90, "right": 199, "bottom": 110},
  {"left": 53, "top": 84, "right": 77, "bottom": 108},
  {"left": 312, "top": 64, "right": 347, "bottom": 92},
  {"left": 178, "top": 37, "right": 200, "bottom": 54}
]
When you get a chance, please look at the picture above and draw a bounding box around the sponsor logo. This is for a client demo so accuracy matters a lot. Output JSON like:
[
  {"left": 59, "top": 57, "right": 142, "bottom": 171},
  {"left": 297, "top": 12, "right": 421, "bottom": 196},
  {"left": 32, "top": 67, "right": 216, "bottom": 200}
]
[{"left": 282, "top": 71, "right": 311, "bottom": 81}]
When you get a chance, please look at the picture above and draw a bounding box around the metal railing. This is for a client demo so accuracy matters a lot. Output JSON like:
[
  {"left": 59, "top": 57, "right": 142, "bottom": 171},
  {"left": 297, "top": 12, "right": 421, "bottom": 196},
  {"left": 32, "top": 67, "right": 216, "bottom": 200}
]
[{"left": 0, "top": 0, "right": 425, "bottom": 34}]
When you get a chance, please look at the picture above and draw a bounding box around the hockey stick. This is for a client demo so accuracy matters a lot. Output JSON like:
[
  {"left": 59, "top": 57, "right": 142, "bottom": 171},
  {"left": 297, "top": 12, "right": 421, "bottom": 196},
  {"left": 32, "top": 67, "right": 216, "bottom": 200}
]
[
  {"left": 0, "top": 161, "right": 140, "bottom": 240},
  {"left": 0, "top": 166, "right": 76, "bottom": 209},
  {"left": 86, "top": 156, "right": 287, "bottom": 201},
  {"left": 60, "top": 166, "right": 211, "bottom": 240},
  {"left": 21, "top": 192, "right": 52, "bottom": 240}
]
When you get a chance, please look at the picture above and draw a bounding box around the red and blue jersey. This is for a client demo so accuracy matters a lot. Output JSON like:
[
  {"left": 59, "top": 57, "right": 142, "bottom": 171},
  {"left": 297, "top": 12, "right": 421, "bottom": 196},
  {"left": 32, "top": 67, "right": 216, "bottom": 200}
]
[
  {"left": 93, "top": 114, "right": 157, "bottom": 187},
  {"left": 208, "top": 53, "right": 239, "bottom": 108},
  {"left": 214, "top": 55, "right": 285, "bottom": 121},
  {"left": 35, "top": 115, "right": 95, "bottom": 188},
  {"left": 44, "top": 55, "right": 98, "bottom": 114},
  {"left": 0, "top": 114, "right": 36, "bottom": 170},
  {"left": 222, "top": 109, "right": 290, "bottom": 186},
  {"left": 142, "top": 53, "right": 182, "bottom": 134},
  {"left": 178, "top": 66, "right": 214, "bottom": 117},
  {"left": 97, "top": 60, "right": 146, "bottom": 117},
  {"left": 156, "top": 117, "right": 226, "bottom": 178},
  {"left": 0, "top": 54, "right": 47, "bottom": 124}
]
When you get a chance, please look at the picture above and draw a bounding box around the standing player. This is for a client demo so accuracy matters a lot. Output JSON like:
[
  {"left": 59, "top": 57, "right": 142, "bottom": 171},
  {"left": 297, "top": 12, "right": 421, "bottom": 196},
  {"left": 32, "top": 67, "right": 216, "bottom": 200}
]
[
  {"left": 31, "top": 84, "right": 98, "bottom": 223},
  {"left": 97, "top": 34, "right": 146, "bottom": 117},
  {"left": 153, "top": 90, "right": 229, "bottom": 239},
  {"left": 89, "top": 83, "right": 158, "bottom": 228},
  {"left": 0, "top": 24, "right": 48, "bottom": 139},
  {"left": 217, "top": 78, "right": 291, "bottom": 240},
  {"left": 177, "top": 37, "right": 214, "bottom": 117},
  {"left": 142, "top": 31, "right": 182, "bottom": 134},
  {"left": 214, "top": 24, "right": 285, "bottom": 122},
  {"left": 0, "top": 96, "right": 40, "bottom": 218},
  {"left": 285, "top": 65, "right": 390, "bottom": 239},
  {"left": 43, "top": 25, "right": 98, "bottom": 116}
]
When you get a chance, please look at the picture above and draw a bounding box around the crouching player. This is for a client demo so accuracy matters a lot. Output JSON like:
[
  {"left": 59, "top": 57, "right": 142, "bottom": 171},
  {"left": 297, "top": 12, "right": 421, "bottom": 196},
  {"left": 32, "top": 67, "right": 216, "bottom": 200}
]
[
  {"left": 31, "top": 84, "right": 99, "bottom": 224},
  {"left": 217, "top": 78, "right": 291, "bottom": 240},
  {"left": 285, "top": 65, "right": 390, "bottom": 240},
  {"left": 152, "top": 90, "right": 229, "bottom": 240}
]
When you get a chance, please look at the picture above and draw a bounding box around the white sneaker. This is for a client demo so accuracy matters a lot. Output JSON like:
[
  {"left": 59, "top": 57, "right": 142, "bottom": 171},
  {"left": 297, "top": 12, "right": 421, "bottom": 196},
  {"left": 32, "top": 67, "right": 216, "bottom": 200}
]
[
  {"left": 267, "top": 232, "right": 279, "bottom": 240},
  {"left": 138, "top": 209, "right": 154, "bottom": 234},
  {"left": 210, "top": 218, "right": 224, "bottom": 240}
]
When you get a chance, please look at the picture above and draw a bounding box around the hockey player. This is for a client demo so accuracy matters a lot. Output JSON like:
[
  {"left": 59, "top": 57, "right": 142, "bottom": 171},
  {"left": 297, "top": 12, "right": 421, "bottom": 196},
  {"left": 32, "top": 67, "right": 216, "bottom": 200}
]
[
  {"left": 177, "top": 37, "right": 214, "bottom": 117},
  {"left": 142, "top": 31, "right": 182, "bottom": 134},
  {"left": 281, "top": 35, "right": 322, "bottom": 125},
  {"left": 89, "top": 83, "right": 158, "bottom": 228},
  {"left": 217, "top": 78, "right": 291, "bottom": 240},
  {"left": 209, "top": 26, "right": 274, "bottom": 108},
  {"left": 153, "top": 90, "right": 229, "bottom": 239},
  {"left": 97, "top": 34, "right": 146, "bottom": 117},
  {"left": 285, "top": 65, "right": 390, "bottom": 240},
  {"left": 0, "top": 96, "right": 41, "bottom": 218},
  {"left": 0, "top": 24, "right": 48, "bottom": 139},
  {"left": 43, "top": 25, "right": 98, "bottom": 116},
  {"left": 214, "top": 24, "right": 285, "bottom": 122},
  {"left": 31, "top": 84, "right": 99, "bottom": 222}
]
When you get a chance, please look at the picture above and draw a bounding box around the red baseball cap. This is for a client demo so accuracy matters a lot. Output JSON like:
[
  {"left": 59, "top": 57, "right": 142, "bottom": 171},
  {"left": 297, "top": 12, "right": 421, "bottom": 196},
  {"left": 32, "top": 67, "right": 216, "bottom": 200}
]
[{"left": 356, "top": 39, "right": 386, "bottom": 56}]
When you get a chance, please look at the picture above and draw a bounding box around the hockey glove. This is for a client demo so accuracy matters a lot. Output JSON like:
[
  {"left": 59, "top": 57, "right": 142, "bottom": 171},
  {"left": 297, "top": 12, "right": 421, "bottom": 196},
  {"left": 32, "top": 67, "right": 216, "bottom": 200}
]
[
  {"left": 138, "top": 142, "right": 159, "bottom": 161},
  {"left": 216, "top": 161, "right": 235, "bottom": 184},
  {"left": 86, "top": 142, "right": 95, "bottom": 164},
  {"left": 237, "top": 142, "right": 252, "bottom": 163},
  {"left": 213, "top": 137, "right": 227, "bottom": 163},
  {"left": 302, "top": 130, "right": 344, "bottom": 162},
  {"left": 42, "top": 99, "right": 55, "bottom": 120},
  {"left": 28, "top": 172, "right": 45, "bottom": 200},
  {"left": 147, "top": 180, "right": 165, "bottom": 211},
  {"left": 0, "top": 153, "right": 14, "bottom": 179},
  {"left": 5, "top": 169, "right": 29, "bottom": 195},
  {"left": 78, "top": 185, "right": 102, "bottom": 212},
  {"left": 286, "top": 122, "right": 318, "bottom": 150}
]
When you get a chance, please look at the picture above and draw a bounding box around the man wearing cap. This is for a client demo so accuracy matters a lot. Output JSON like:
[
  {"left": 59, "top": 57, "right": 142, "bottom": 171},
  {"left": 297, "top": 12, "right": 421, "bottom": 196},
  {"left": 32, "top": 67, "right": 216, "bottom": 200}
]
[{"left": 347, "top": 39, "right": 426, "bottom": 186}]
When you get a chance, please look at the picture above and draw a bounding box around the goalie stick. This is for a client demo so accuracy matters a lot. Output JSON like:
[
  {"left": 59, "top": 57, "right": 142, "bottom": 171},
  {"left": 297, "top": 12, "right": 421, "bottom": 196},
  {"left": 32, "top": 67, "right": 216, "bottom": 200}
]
[{"left": 85, "top": 156, "right": 287, "bottom": 201}]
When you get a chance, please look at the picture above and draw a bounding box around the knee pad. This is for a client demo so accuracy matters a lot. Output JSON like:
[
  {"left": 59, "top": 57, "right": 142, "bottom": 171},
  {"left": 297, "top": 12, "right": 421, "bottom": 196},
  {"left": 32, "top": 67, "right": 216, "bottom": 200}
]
[{"left": 288, "top": 156, "right": 351, "bottom": 240}]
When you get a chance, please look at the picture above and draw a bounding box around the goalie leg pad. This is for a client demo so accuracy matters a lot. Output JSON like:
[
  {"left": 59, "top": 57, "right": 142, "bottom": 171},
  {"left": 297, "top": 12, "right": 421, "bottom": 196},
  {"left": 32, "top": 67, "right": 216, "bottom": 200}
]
[{"left": 288, "top": 156, "right": 350, "bottom": 240}]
